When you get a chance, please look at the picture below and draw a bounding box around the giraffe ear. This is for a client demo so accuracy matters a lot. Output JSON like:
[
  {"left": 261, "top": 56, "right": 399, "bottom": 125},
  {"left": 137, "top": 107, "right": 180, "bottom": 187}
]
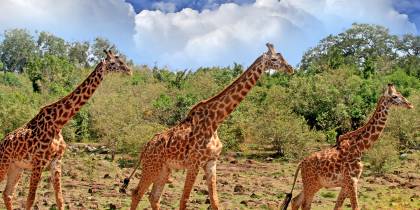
[
  {"left": 104, "top": 49, "right": 114, "bottom": 60},
  {"left": 266, "top": 43, "right": 276, "bottom": 55},
  {"left": 387, "top": 83, "right": 396, "bottom": 95}
]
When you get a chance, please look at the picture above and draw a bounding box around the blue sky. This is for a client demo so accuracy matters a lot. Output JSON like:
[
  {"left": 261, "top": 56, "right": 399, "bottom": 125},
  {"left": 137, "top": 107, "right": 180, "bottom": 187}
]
[{"left": 0, "top": 0, "right": 418, "bottom": 70}]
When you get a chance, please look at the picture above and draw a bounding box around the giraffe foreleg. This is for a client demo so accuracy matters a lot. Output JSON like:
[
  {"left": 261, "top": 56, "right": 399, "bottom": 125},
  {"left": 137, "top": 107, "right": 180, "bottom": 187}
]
[
  {"left": 148, "top": 166, "right": 171, "bottom": 210},
  {"left": 26, "top": 166, "right": 43, "bottom": 210},
  {"left": 346, "top": 177, "right": 360, "bottom": 210},
  {"left": 51, "top": 155, "right": 65, "bottom": 210},
  {"left": 3, "top": 164, "right": 23, "bottom": 210},
  {"left": 179, "top": 167, "right": 199, "bottom": 210},
  {"left": 204, "top": 160, "right": 219, "bottom": 210}
]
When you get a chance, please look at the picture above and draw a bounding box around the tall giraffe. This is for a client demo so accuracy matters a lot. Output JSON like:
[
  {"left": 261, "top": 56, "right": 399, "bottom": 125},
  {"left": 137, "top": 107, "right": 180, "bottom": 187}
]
[
  {"left": 281, "top": 84, "right": 414, "bottom": 210},
  {"left": 0, "top": 50, "right": 131, "bottom": 210},
  {"left": 121, "top": 43, "right": 293, "bottom": 210}
]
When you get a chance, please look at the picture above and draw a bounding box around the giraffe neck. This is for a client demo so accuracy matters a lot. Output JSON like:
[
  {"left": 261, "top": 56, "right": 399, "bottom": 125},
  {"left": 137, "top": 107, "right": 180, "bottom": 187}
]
[
  {"left": 188, "top": 56, "right": 265, "bottom": 133},
  {"left": 48, "top": 62, "right": 106, "bottom": 130},
  {"left": 345, "top": 96, "right": 390, "bottom": 155}
]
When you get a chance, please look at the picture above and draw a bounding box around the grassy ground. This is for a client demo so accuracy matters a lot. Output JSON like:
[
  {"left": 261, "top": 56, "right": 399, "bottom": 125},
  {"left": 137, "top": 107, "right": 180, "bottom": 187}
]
[{"left": 0, "top": 144, "right": 418, "bottom": 210}]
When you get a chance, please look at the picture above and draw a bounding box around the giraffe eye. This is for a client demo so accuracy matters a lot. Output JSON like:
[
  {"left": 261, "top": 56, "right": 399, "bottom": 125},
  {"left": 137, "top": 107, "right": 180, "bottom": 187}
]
[
  {"left": 270, "top": 58, "right": 277, "bottom": 61},
  {"left": 392, "top": 95, "right": 398, "bottom": 99}
]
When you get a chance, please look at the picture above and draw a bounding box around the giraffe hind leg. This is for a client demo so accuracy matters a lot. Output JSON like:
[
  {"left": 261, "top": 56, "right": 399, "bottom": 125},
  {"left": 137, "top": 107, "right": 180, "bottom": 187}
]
[
  {"left": 3, "top": 164, "right": 23, "bottom": 210},
  {"left": 148, "top": 166, "right": 171, "bottom": 210},
  {"left": 333, "top": 186, "right": 349, "bottom": 210},
  {"left": 301, "top": 186, "right": 320, "bottom": 210},
  {"left": 291, "top": 192, "right": 304, "bottom": 210},
  {"left": 130, "top": 169, "right": 154, "bottom": 210},
  {"left": 26, "top": 166, "right": 43, "bottom": 210},
  {"left": 0, "top": 160, "right": 10, "bottom": 182},
  {"left": 179, "top": 167, "right": 199, "bottom": 210}
]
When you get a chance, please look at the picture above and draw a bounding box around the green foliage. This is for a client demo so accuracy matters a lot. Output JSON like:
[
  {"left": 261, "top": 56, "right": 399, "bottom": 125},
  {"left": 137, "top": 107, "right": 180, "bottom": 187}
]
[
  {"left": 0, "top": 29, "right": 37, "bottom": 72},
  {"left": 385, "top": 91, "right": 420, "bottom": 150},
  {"left": 0, "top": 72, "right": 22, "bottom": 87},
  {"left": 0, "top": 85, "right": 39, "bottom": 136},
  {"left": 299, "top": 23, "right": 419, "bottom": 78},
  {"left": 37, "top": 31, "right": 68, "bottom": 58},
  {"left": 68, "top": 41, "right": 90, "bottom": 67},
  {"left": 89, "top": 37, "right": 129, "bottom": 64},
  {"left": 364, "top": 133, "right": 400, "bottom": 175},
  {"left": 0, "top": 26, "right": 418, "bottom": 168},
  {"left": 25, "top": 55, "right": 77, "bottom": 93}
]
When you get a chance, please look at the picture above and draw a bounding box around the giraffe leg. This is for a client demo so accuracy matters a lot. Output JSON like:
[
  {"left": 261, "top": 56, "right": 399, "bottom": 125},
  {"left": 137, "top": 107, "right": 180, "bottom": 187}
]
[
  {"left": 179, "top": 167, "right": 199, "bottom": 210},
  {"left": 51, "top": 155, "right": 65, "bottom": 210},
  {"left": 148, "top": 166, "right": 171, "bottom": 210},
  {"left": 26, "top": 166, "right": 43, "bottom": 210},
  {"left": 3, "top": 164, "right": 23, "bottom": 210},
  {"left": 347, "top": 178, "right": 360, "bottom": 210},
  {"left": 0, "top": 167, "right": 7, "bottom": 182},
  {"left": 301, "top": 185, "right": 320, "bottom": 210},
  {"left": 130, "top": 171, "right": 154, "bottom": 210},
  {"left": 291, "top": 192, "right": 304, "bottom": 210},
  {"left": 333, "top": 187, "right": 347, "bottom": 210},
  {"left": 204, "top": 160, "right": 219, "bottom": 210}
]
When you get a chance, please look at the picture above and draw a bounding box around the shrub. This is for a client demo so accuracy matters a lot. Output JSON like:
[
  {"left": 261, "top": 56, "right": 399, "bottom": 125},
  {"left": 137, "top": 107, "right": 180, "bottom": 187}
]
[{"left": 364, "top": 133, "right": 400, "bottom": 175}]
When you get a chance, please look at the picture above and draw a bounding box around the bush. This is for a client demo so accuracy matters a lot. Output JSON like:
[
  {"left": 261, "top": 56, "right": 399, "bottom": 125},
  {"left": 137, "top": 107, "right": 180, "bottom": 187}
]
[
  {"left": 364, "top": 134, "right": 400, "bottom": 175},
  {"left": 385, "top": 91, "right": 419, "bottom": 150}
]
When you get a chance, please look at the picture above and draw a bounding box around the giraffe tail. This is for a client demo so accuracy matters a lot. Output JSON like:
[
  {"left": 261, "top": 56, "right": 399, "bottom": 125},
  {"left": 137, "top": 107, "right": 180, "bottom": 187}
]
[
  {"left": 280, "top": 162, "right": 302, "bottom": 210},
  {"left": 119, "top": 159, "right": 141, "bottom": 194}
]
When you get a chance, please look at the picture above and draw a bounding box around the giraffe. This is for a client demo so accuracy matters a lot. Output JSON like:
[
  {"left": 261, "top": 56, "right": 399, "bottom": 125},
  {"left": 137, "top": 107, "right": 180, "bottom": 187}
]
[
  {"left": 0, "top": 50, "right": 131, "bottom": 210},
  {"left": 121, "top": 43, "right": 293, "bottom": 210},
  {"left": 280, "top": 84, "right": 414, "bottom": 210}
]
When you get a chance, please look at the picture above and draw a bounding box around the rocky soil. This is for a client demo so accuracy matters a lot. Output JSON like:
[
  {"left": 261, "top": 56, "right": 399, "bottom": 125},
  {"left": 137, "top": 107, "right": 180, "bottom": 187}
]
[{"left": 0, "top": 144, "right": 418, "bottom": 210}]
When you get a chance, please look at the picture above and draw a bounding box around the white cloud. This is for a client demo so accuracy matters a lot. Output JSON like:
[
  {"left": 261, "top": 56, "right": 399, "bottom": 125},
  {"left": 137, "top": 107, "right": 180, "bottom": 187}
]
[
  {"left": 133, "top": 0, "right": 417, "bottom": 69},
  {"left": 152, "top": 2, "right": 177, "bottom": 13},
  {"left": 0, "top": 0, "right": 137, "bottom": 58},
  {"left": 0, "top": 0, "right": 416, "bottom": 69}
]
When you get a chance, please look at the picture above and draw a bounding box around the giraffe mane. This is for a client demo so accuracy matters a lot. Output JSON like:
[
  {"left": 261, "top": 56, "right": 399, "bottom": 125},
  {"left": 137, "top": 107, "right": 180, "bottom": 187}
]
[
  {"left": 337, "top": 96, "right": 386, "bottom": 143},
  {"left": 186, "top": 55, "right": 264, "bottom": 116}
]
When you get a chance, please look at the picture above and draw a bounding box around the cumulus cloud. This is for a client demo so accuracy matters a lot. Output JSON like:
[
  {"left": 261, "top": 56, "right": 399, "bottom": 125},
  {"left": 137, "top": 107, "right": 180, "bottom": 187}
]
[
  {"left": 0, "top": 0, "right": 416, "bottom": 69},
  {"left": 0, "top": 0, "right": 136, "bottom": 57},
  {"left": 126, "top": 0, "right": 254, "bottom": 13},
  {"left": 133, "top": 0, "right": 417, "bottom": 69}
]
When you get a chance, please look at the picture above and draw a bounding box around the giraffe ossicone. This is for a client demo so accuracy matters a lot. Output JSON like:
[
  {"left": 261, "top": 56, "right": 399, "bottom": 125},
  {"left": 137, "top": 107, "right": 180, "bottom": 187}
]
[
  {"left": 124, "top": 43, "right": 293, "bottom": 210},
  {"left": 281, "top": 84, "right": 413, "bottom": 210},
  {"left": 0, "top": 50, "right": 131, "bottom": 210}
]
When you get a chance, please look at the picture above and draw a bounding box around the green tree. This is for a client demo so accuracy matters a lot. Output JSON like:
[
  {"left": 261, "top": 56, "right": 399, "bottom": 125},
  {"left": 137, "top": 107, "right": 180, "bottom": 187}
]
[
  {"left": 300, "top": 23, "right": 399, "bottom": 74},
  {"left": 90, "top": 37, "right": 117, "bottom": 64},
  {"left": 37, "top": 31, "right": 69, "bottom": 58},
  {"left": 25, "top": 55, "right": 76, "bottom": 93},
  {"left": 0, "top": 29, "right": 37, "bottom": 72},
  {"left": 68, "top": 41, "right": 90, "bottom": 67},
  {"left": 396, "top": 34, "right": 420, "bottom": 77}
]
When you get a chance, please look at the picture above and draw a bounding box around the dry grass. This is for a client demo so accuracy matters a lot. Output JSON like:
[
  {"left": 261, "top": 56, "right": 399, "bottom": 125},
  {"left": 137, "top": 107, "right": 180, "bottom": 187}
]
[{"left": 0, "top": 145, "right": 418, "bottom": 210}]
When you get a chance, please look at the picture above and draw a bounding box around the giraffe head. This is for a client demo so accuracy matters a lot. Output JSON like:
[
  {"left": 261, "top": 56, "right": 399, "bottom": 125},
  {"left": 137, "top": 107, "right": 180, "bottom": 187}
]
[
  {"left": 384, "top": 84, "right": 413, "bottom": 109},
  {"left": 263, "top": 43, "right": 294, "bottom": 74},
  {"left": 103, "top": 49, "right": 132, "bottom": 75}
]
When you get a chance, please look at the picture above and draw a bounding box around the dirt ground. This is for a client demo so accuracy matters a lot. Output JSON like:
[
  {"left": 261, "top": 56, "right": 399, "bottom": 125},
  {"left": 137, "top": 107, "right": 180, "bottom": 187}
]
[{"left": 0, "top": 144, "right": 418, "bottom": 210}]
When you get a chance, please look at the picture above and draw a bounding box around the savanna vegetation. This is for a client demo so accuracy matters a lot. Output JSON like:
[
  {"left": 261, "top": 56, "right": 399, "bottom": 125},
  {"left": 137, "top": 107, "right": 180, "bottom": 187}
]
[{"left": 0, "top": 23, "right": 418, "bottom": 177}]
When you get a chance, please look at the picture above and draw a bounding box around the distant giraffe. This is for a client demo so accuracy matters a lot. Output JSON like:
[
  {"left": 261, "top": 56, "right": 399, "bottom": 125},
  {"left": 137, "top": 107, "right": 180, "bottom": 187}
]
[
  {"left": 0, "top": 50, "right": 131, "bottom": 210},
  {"left": 281, "top": 84, "right": 414, "bottom": 210},
  {"left": 121, "top": 43, "right": 294, "bottom": 210}
]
